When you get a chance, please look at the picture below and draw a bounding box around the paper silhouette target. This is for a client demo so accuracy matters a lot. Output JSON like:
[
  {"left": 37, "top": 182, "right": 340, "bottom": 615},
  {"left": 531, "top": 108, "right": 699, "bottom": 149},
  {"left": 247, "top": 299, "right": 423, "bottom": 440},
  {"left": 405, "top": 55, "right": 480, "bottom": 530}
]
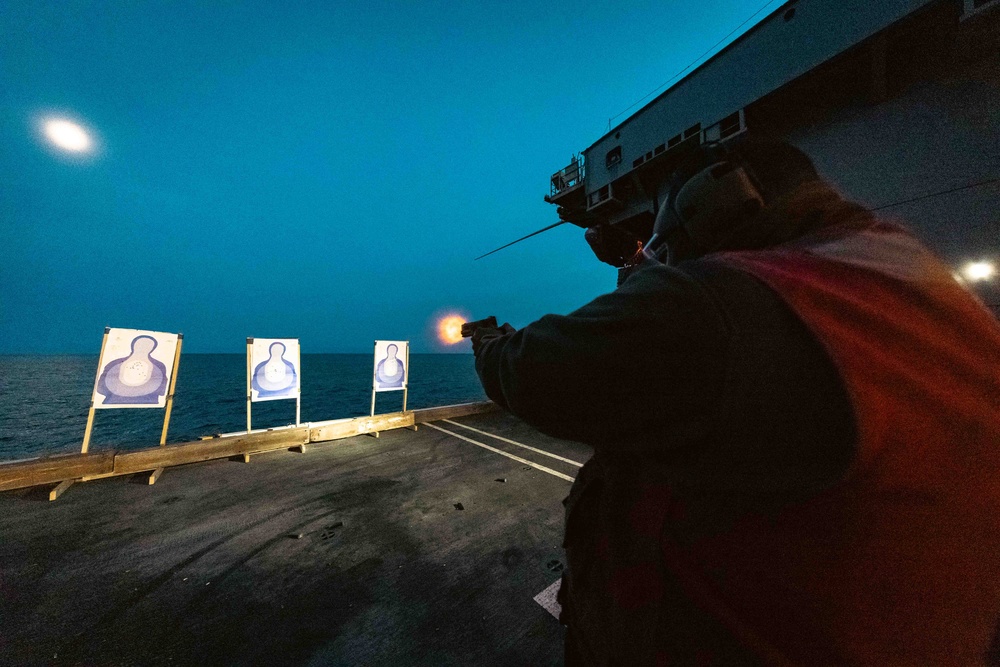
[
  {"left": 250, "top": 338, "right": 300, "bottom": 401},
  {"left": 374, "top": 340, "right": 408, "bottom": 392},
  {"left": 93, "top": 329, "right": 179, "bottom": 408}
]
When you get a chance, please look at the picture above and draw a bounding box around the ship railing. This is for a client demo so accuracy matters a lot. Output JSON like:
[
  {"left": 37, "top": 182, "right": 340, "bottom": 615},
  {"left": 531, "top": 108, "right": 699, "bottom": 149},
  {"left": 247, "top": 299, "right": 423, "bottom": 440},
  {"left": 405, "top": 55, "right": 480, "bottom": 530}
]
[{"left": 550, "top": 156, "right": 585, "bottom": 196}]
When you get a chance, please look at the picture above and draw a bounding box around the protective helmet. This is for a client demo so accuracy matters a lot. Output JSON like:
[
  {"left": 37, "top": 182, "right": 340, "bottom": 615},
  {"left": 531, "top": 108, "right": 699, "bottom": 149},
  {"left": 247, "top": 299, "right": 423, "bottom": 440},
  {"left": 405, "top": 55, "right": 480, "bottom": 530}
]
[{"left": 647, "top": 139, "right": 818, "bottom": 264}]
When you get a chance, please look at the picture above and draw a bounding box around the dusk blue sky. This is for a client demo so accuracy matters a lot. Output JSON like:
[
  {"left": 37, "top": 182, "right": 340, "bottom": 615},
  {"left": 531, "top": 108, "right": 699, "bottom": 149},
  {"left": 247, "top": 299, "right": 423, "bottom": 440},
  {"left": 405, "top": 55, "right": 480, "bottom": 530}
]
[{"left": 1, "top": 1, "right": 777, "bottom": 354}]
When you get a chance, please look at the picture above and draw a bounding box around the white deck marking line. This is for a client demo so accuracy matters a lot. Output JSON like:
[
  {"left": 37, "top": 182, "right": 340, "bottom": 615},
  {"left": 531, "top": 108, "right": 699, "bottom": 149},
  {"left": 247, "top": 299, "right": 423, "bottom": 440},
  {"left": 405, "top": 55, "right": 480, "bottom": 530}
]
[
  {"left": 425, "top": 423, "right": 575, "bottom": 483},
  {"left": 441, "top": 419, "right": 584, "bottom": 467},
  {"left": 533, "top": 579, "right": 563, "bottom": 620}
]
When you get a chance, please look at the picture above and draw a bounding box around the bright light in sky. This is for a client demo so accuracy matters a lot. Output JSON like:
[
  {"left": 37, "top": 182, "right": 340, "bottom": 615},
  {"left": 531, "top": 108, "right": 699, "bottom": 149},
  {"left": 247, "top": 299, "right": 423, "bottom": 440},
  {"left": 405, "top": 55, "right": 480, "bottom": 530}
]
[
  {"left": 437, "top": 315, "right": 466, "bottom": 345},
  {"left": 42, "top": 118, "right": 93, "bottom": 153},
  {"left": 962, "top": 261, "right": 996, "bottom": 282}
]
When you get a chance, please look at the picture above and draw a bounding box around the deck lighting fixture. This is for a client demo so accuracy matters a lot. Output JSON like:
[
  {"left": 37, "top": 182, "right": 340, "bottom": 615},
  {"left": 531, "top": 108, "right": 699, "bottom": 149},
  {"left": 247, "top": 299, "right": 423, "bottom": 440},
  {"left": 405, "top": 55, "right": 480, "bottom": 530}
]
[{"left": 961, "top": 261, "right": 996, "bottom": 283}]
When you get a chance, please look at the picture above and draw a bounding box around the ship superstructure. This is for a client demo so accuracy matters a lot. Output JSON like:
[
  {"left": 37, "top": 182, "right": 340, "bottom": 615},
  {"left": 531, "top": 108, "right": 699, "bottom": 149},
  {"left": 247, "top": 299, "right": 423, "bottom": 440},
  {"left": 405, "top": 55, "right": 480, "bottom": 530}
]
[{"left": 546, "top": 0, "right": 1000, "bottom": 306}]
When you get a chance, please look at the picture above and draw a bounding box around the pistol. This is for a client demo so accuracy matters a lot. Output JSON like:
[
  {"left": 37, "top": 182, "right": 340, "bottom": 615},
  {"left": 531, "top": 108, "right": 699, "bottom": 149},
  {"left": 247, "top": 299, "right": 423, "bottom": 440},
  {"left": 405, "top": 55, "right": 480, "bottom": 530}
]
[{"left": 460, "top": 316, "right": 498, "bottom": 339}]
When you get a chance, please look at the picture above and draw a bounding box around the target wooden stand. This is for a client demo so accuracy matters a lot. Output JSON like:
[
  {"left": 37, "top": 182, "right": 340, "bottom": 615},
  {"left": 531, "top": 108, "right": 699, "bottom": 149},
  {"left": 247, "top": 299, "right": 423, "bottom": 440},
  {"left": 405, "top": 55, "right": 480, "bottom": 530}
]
[
  {"left": 370, "top": 340, "right": 412, "bottom": 438},
  {"left": 246, "top": 337, "right": 302, "bottom": 444},
  {"left": 71, "top": 328, "right": 183, "bottom": 499}
]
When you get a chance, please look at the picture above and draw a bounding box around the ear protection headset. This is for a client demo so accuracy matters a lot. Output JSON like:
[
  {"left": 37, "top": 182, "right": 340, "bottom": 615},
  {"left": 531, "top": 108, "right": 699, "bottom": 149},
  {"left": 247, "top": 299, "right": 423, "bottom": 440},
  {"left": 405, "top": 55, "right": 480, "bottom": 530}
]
[{"left": 645, "top": 142, "right": 768, "bottom": 265}]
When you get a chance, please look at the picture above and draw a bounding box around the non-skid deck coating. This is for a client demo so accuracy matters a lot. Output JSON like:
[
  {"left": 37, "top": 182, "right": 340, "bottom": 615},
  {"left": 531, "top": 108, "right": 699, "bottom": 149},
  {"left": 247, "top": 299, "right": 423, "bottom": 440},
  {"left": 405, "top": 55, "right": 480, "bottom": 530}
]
[{"left": 0, "top": 411, "right": 591, "bottom": 666}]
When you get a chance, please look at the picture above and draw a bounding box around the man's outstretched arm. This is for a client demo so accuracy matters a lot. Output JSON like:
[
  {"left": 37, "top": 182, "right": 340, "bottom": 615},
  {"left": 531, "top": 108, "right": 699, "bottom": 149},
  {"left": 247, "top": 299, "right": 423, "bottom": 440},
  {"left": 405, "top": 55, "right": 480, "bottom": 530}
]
[{"left": 472, "top": 264, "right": 729, "bottom": 450}]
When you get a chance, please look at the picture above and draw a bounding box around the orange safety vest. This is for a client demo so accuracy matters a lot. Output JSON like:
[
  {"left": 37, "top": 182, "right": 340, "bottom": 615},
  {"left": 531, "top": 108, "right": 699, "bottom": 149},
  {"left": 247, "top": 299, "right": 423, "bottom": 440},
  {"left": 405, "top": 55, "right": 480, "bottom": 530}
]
[{"left": 673, "top": 222, "right": 1000, "bottom": 664}]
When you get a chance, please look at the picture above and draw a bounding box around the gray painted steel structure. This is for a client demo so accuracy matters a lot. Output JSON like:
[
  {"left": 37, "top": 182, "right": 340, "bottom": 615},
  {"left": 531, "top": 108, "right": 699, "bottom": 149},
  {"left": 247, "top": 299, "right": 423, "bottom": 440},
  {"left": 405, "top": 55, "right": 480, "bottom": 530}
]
[
  {"left": 581, "top": 0, "right": 936, "bottom": 194},
  {"left": 546, "top": 0, "right": 1000, "bottom": 307}
]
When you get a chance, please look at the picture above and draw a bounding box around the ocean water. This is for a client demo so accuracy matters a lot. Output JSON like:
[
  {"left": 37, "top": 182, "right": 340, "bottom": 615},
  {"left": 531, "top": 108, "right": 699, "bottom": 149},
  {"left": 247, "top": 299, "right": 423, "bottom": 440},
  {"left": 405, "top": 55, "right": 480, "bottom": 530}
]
[{"left": 0, "top": 354, "right": 486, "bottom": 462}]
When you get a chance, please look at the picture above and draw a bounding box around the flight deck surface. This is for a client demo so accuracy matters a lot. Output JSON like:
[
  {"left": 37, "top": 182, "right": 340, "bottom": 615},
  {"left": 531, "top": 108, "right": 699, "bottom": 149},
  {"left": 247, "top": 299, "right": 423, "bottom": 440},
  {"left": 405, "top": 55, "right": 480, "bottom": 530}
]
[{"left": 0, "top": 411, "right": 588, "bottom": 666}]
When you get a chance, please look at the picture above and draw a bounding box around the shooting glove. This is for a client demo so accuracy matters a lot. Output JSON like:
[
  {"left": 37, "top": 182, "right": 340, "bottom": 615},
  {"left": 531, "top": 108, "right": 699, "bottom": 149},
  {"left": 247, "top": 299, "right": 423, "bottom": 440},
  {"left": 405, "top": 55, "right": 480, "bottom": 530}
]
[{"left": 471, "top": 322, "right": 516, "bottom": 356}]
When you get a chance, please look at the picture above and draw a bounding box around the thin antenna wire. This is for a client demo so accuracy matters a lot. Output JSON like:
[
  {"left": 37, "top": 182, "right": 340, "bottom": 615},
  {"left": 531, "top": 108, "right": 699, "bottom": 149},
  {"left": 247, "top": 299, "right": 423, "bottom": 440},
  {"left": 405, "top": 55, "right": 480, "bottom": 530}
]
[
  {"left": 474, "top": 176, "right": 1000, "bottom": 261},
  {"left": 474, "top": 221, "right": 571, "bottom": 261},
  {"left": 869, "top": 176, "right": 1000, "bottom": 211},
  {"left": 607, "top": 0, "right": 782, "bottom": 128}
]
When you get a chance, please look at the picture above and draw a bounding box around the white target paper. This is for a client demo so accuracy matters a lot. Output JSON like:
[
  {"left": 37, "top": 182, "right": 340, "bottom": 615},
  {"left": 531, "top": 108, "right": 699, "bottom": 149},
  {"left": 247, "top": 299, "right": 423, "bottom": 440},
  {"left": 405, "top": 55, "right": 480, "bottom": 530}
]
[
  {"left": 93, "top": 328, "right": 179, "bottom": 409},
  {"left": 249, "top": 338, "right": 301, "bottom": 402},
  {"left": 373, "top": 340, "right": 408, "bottom": 392}
]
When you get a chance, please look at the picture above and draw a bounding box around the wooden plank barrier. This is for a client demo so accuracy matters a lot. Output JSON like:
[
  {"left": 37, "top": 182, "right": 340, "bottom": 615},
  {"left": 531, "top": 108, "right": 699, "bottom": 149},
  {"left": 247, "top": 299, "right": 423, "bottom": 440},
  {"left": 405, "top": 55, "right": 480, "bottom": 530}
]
[
  {"left": 113, "top": 428, "right": 311, "bottom": 476},
  {"left": 0, "top": 401, "right": 499, "bottom": 495},
  {"left": 412, "top": 401, "right": 498, "bottom": 424},
  {"left": 310, "top": 413, "right": 414, "bottom": 442},
  {"left": 0, "top": 451, "right": 115, "bottom": 493}
]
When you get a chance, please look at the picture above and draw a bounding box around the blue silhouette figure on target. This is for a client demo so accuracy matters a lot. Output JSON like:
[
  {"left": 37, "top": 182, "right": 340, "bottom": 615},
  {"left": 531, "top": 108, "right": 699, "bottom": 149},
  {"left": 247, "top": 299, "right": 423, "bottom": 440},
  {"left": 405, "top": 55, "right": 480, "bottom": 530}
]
[
  {"left": 96, "top": 335, "right": 169, "bottom": 405},
  {"left": 376, "top": 344, "right": 406, "bottom": 389},
  {"left": 252, "top": 342, "right": 298, "bottom": 398}
]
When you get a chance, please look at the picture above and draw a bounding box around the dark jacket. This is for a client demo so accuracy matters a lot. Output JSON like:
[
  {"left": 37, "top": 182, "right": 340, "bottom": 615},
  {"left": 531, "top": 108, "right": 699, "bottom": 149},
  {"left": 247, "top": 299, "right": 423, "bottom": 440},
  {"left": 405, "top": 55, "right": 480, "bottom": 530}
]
[
  {"left": 475, "top": 184, "right": 1000, "bottom": 664},
  {"left": 475, "top": 189, "right": 858, "bottom": 664}
]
